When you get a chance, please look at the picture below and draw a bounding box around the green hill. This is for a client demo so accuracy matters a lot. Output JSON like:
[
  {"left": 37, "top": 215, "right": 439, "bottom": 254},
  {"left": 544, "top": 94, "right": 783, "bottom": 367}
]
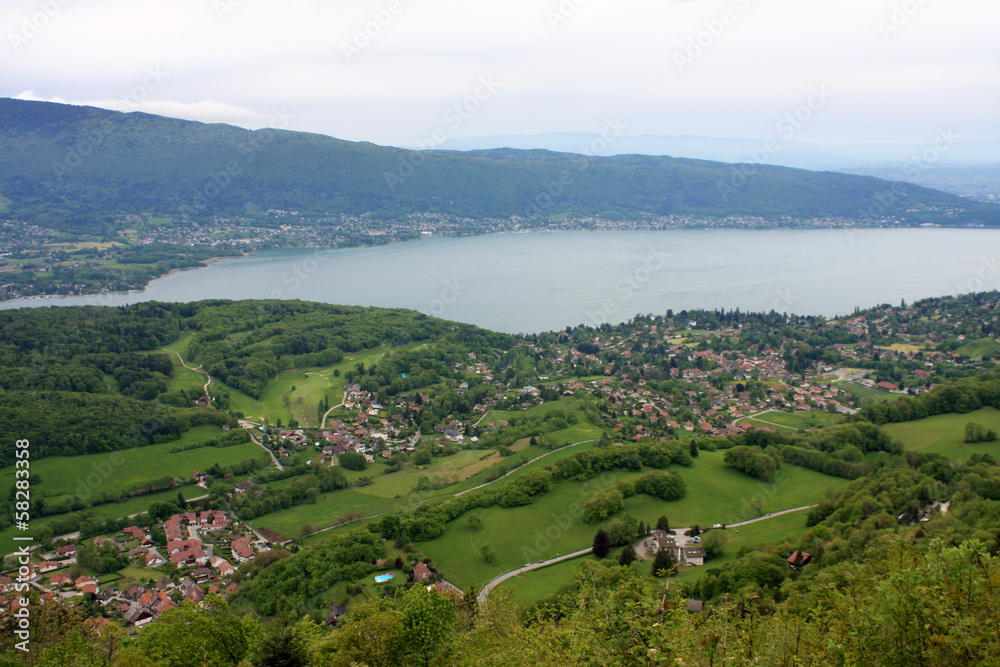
[{"left": 2, "top": 97, "right": 997, "bottom": 230}]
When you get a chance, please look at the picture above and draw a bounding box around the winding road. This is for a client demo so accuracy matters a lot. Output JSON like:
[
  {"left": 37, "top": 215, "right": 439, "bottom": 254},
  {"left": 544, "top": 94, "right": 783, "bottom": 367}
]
[
  {"left": 164, "top": 347, "right": 212, "bottom": 397},
  {"left": 476, "top": 503, "right": 818, "bottom": 607}
]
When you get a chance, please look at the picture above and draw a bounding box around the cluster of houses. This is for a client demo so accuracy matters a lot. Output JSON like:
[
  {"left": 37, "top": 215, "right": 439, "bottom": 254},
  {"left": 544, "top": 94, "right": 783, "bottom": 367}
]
[{"left": 647, "top": 530, "right": 707, "bottom": 567}]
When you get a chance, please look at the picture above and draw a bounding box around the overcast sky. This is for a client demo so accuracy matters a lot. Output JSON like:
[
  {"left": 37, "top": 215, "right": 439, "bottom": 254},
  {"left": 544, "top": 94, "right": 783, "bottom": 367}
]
[{"left": 3, "top": 0, "right": 998, "bottom": 148}]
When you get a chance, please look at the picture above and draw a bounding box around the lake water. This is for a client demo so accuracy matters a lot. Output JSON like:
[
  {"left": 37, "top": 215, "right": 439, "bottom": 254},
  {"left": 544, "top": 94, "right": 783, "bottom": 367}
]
[{"left": 3, "top": 229, "right": 999, "bottom": 333}]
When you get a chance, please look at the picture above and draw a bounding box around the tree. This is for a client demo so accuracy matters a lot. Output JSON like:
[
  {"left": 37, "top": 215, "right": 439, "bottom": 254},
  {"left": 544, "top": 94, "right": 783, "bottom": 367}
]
[
  {"left": 300, "top": 523, "right": 313, "bottom": 537},
  {"left": 656, "top": 515, "right": 670, "bottom": 532},
  {"left": 480, "top": 544, "right": 497, "bottom": 565},
  {"left": 135, "top": 596, "right": 261, "bottom": 666},
  {"left": 685, "top": 525, "right": 701, "bottom": 537},
  {"left": 702, "top": 530, "right": 728, "bottom": 560},
  {"left": 468, "top": 515, "right": 482, "bottom": 533},
  {"left": 651, "top": 547, "right": 676, "bottom": 577},
  {"left": 252, "top": 622, "right": 310, "bottom": 667},
  {"left": 689, "top": 440, "right": 699, "bottom": 458},
  {"left": 399, "top": 586, "right": 457, "bottom": 667},
  {"left": 618, "top": 545, "right": 637, "bottom": 566},
  {"left": 637, "top": 520, "right": 646, "bottom": 537},
  {"left": 593, "top": 529, "right": 612, "bottom": 559},
  {"left": 339, "top": 451, "right": 367, "bottom": 471},
  {"left": 177, "top": 490, "right": 188, "bottom": 509}
]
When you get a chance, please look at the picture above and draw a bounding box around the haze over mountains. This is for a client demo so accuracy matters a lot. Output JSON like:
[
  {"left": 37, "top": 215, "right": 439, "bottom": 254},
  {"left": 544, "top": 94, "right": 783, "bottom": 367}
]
[
  {"left": 1, "top": 98, "right": 998, "bottom": 228},
  {"left": 432, "top": 133, "right": 1000, "bottom": 200}
]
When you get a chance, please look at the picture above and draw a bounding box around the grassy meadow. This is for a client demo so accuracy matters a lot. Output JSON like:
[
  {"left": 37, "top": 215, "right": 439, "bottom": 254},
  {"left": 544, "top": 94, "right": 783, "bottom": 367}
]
[{"left": 881, "top": 407, "right": 1000, "bottom": 461}]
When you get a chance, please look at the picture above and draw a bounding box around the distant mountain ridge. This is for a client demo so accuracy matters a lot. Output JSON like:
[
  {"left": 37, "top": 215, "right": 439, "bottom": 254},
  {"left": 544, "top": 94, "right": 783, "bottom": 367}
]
[{"left": 0, "top": 98, "right": 998, "bottom": 227}]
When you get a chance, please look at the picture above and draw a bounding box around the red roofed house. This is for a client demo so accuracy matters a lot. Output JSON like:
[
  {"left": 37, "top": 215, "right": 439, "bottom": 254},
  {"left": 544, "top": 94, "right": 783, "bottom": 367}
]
[{"left": 412, "top": 562, "right": 433, "bottom": 583}]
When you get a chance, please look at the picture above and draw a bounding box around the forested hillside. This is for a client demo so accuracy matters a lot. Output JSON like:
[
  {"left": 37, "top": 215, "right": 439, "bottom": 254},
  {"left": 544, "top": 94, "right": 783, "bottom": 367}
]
[{"left": 2, "top": 98, "right": 998, "bottom": 228}]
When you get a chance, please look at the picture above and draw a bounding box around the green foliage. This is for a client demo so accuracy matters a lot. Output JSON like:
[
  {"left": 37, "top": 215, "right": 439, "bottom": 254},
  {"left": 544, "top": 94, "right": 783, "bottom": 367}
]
[
  {"left": 592, "top": 529, "right": 611, "bottom": 559},
  {"left": 338, "top": 451, "right": 367, "bottom": 471},
  {"left": 723, "top": 445, "right": 782, "bottom": 482},
  {"left": 4, "top": 98, "right": 998, "bottom": 226}
]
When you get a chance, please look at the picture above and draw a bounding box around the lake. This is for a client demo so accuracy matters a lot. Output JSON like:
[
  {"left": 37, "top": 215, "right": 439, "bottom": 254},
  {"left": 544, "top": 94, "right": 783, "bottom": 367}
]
[{"left": 3, "top": 229, "right": 998, "bottom": 333}]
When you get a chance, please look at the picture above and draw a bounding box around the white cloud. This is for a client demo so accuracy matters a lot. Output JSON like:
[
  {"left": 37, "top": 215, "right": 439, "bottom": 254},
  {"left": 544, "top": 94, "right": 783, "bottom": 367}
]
[{"left": 0, "top": 0, "right": 996, "bottom": 145}]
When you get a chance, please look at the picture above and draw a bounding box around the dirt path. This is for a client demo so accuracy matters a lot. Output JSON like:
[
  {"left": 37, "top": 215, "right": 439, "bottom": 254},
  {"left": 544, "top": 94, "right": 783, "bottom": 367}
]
[{"left": 164, "top": 347, "right": 212, "bottom": 397}]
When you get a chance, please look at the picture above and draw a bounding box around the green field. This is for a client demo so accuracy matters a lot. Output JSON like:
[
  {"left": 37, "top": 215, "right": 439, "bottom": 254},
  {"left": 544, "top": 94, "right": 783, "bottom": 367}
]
[
  {"left": 740, "top": 411, "right": 844, "bottom": 432},
  {"left": 495, "top": 556, "right": 593, "bottom": 607},
  {"left": 163, "top": 334, "right": 209, "bottom": 394},
  {"left": 0, "top": 425, "right": 267, "bottom": 502},
  {"left": 837, "top": 381, "right": 902, "bottom": 404},
  {"left": 495, "top": 508, "right": 814, "bottom": 607},
  {"left": 225, "top": 345, "right": 407, "bottom": 427},
  {"left": 955, "top": 338, "right": 1000, "bottom": 360},
  {"left": 419, "top": 451, "right": 851, "bottom": 591},
  {"left": 881, "top": 407, "right": 1000, "bottom": 461}
]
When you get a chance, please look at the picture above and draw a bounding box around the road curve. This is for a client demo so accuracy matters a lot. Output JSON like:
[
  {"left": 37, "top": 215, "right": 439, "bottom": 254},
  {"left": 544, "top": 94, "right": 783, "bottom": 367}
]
[{"left": 477, "top": 547, "right": 593, "bottom": 606}]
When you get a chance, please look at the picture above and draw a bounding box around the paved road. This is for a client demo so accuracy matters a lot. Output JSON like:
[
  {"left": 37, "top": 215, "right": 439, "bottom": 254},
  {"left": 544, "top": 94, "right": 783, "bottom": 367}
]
[
  {"left": 319, "top": 391, "right": 348, "bottom": 429},
  {"left": 477, "top": 547, "right": 593, "bottom": 606},
  {"left": 479, "top": 503, "right": 818, "bottom": 607},
  {"left": 300, "top": 439, "right": 597, "bottom": 539},
  {"left": 456, "top": 439, "right": 598, "bottom": 497},
  {"left": 250, "top": 433, "right": 283, "bottom": 470}
]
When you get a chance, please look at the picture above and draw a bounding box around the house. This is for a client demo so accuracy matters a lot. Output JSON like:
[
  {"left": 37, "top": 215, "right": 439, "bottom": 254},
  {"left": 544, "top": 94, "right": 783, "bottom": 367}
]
[
  {"left": 146, "top": 553, "right": 166, "bottom": 568},
  {"left": 679, "top": 546, "right": 706, "bottom": 567},
  {"left": 123, "top": 606, "right": 154, "bottom": 628},
  {"left": 122, "top": 526, "right": 145, "bottom": 541},
  {"left": 74, "top": 576, "right": 99, "bottom": 590},
  {"left": 192, "top": 471, "right": 208, "bottom": 483},
  {"left": 231, "top": 537, "right": 254, "bottom": 564},
  {"left": 155, "top": 576, "right": 174, "bottom": 591},
  {"left": 49, "top": 573, "right": 72, "bottom": 588},
  {"left": 192, "top": 567, "right": 212, "bottom": 582},
  {"left": 412, "top": 562, "right": 433, "bottom": 583},
  {"left": 56, "top": 544, "right": 77, "bottom": 558},
  {"left": 686, "top": 599, "right": 704, "bottom": 613},
  {"left": 787, "top": 550, "right": 813, "bottom": 570},
  {"left": 233, "top": 481, "right": 256, "bottom": 494},
  {"left": 325, "top": 603, "right": 347, "bottom": 626}
]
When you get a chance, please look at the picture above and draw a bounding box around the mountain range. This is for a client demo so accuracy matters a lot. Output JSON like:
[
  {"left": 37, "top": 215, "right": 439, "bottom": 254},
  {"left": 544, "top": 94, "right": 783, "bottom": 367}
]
[{"left": 1, "top": 98, "right": 998, "bottom": 228}]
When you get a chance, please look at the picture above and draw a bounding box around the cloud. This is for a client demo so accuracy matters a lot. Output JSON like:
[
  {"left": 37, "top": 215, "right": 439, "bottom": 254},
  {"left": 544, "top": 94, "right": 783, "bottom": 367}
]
[{"left": 13, "top": 91, "right": 276, "bottom": 129}]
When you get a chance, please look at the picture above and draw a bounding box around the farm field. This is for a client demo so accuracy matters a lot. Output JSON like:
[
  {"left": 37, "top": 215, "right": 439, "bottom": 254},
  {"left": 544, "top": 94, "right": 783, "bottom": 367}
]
[
  {"left": 836, "top": 381, "right": 902, "bottom": 404},
  {"left": 420, "top": 451, "right": 850, "bottom": 591},
  {"left": 741, "top": 411, "right": 844, "bottom": 432},
  {"left": 495, "top": 556, "right": 593, "bottom": 607},
  {"left": 224, "top": 345, "right": 412, "bottom": 427},
  {"left": 881, "top": 407, "right": 1000, "bottom": 461},
  {"left": 956, "top": 338, "right": 1000, "bottom": 360},
  {"left": 496, "top": 506, "right": 815, "bottom": 607},
  {"left": 0, "top": 425, "right": 267, "bottom": 502}
]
